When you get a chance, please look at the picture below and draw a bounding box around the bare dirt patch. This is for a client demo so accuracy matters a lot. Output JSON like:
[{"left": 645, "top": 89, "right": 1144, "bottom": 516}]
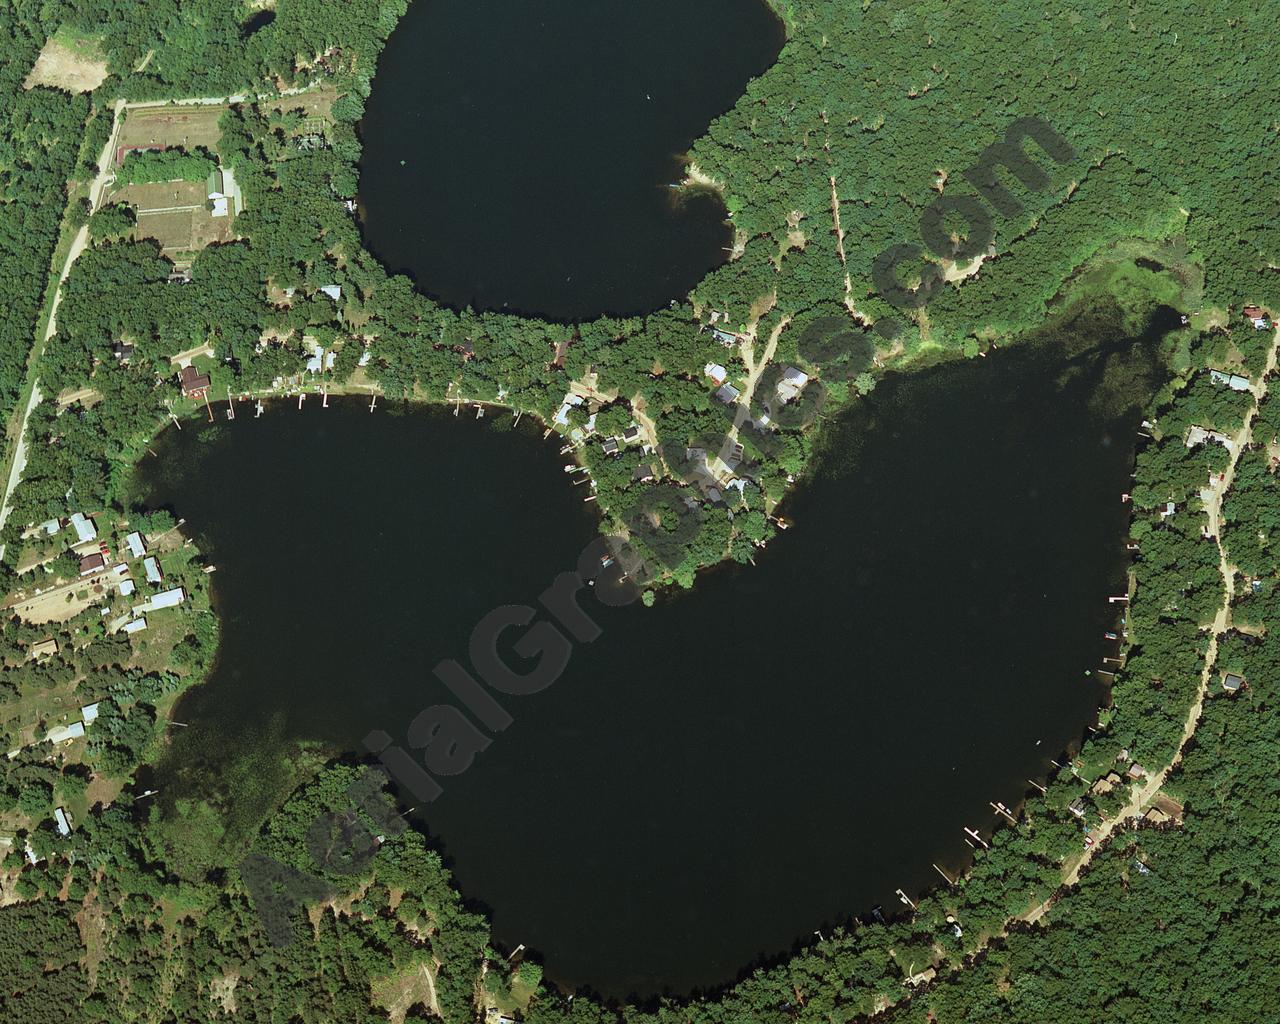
[
  {"left": 24, "top": 37, "right": 108, "bottom": 93},
  {"left": 7, "top": 575, "right": 106, "bottom": 624}
]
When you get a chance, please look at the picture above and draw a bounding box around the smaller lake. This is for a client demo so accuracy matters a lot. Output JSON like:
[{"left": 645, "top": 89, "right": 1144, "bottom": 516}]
[{"left": 357, "top": 0, "right": 784, "bottom": 321}]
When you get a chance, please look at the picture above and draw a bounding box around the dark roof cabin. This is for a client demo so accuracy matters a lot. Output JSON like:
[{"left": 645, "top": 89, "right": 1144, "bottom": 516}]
[{"left": 178, "top": 365, "right": 212, "bottom": 398}]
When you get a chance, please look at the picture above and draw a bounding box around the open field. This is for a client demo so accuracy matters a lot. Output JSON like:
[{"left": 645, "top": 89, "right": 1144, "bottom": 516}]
[
  {"left": 23, "top": 30, "right": 109, "bottom": 93},
  {"left": 109, "top": 180, "right": 235, "bottom": 254},
  {"left": 266, "top": 84, "right": 338, "bottom": 123},
  {"left": 117, "top": 104, "right": 228, "bottom": 159}
]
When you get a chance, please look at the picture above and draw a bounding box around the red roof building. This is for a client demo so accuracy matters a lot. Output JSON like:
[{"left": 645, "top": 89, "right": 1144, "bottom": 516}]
[{"left": 178, "top": 365, "right": 212, "bottom": 398}]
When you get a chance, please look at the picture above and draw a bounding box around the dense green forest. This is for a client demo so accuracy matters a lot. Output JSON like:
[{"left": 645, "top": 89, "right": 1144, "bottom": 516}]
[
  {"left": 115, "top": 146, "right": 216, "bottom": 185},
  {"left": 1, "top": 0, "right": 1279, "bottom": 1021},
  {"left": 0, "top": 7, "right": 90, "bottom": 428}
]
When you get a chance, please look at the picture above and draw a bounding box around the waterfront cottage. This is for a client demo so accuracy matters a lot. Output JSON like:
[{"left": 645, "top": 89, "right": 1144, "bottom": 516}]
[
  {"left": 139, "top": 587, "right": 186, "bottom": 612},
  {"left": 1185, "top": 425, "right": 1232, "bottom": 449},
  {"left": 178, "top": 365, "right": 211, "bottom": 398},
  {"left": 125, "top": 531, "right": 146, "bottom": 558}
]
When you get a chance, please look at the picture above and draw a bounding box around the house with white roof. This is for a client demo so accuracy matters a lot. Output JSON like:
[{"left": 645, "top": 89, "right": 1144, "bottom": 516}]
[
  {"left": 139, "top": 587, "right": 186, "bottom": 612},
  {"left": 46, "top": 722, "right": 86, "bottom": 744},
  {"left": 776, "top": 367, "right": 810, "bottom": 403},
  {"left": 69, "top": 512, "right": 96, "bottom": 544}
]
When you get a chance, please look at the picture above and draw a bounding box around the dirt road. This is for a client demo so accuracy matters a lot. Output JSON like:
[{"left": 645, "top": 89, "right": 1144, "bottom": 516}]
[{"left": 884, "top": 326, "right": 1280, "bottom": 994}]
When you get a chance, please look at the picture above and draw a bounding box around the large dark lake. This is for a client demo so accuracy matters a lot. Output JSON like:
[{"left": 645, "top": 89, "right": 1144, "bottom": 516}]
[
  {"left": 137, "top": 309, "right": 1167, "bottom": 996},
  {"left": 356, "top": 0, "right": 783, "bottom": 320}
]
